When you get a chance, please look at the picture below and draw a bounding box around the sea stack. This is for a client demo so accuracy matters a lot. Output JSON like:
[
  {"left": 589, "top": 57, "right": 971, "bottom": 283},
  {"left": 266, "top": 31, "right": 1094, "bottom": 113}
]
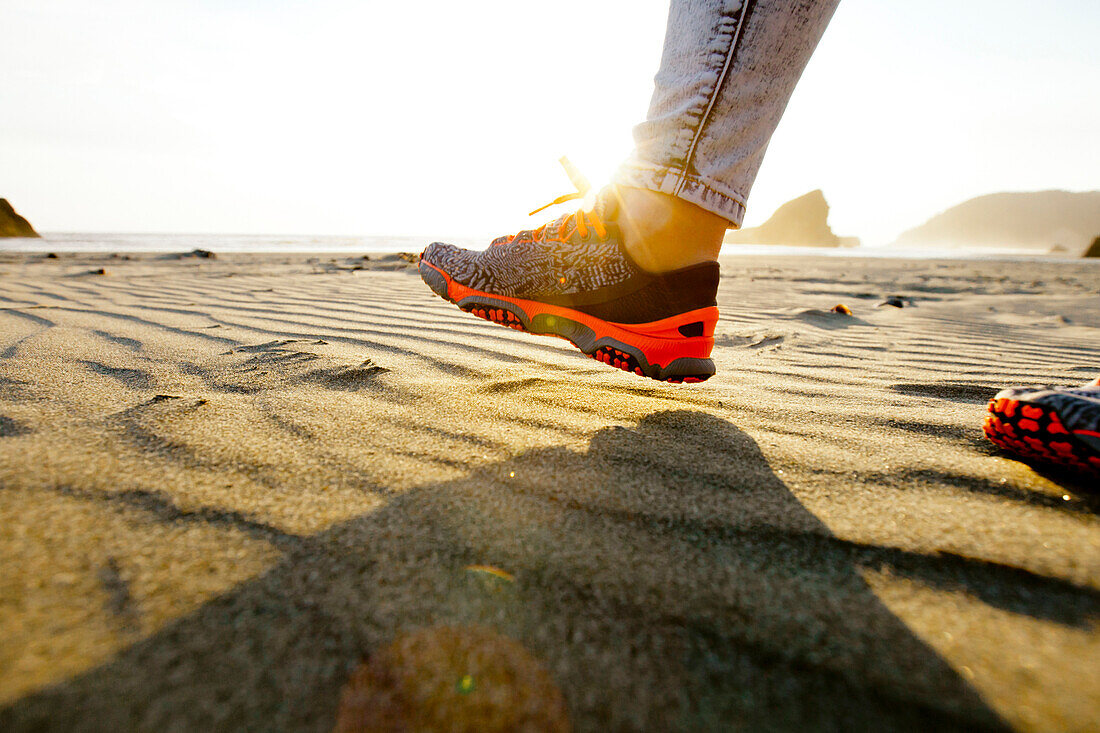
[
  {"left": 0, "top": 199, "right": 40, "bottom": 238},
  {"left": 1084, "top": 236, "right": 1100, "bottom": 258},
  {"left": 724, "top": 189, "right": 848, "bottom": 247}
]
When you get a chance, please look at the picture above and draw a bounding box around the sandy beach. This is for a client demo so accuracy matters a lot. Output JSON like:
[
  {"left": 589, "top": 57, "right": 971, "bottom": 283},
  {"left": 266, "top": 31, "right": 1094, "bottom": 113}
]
[{"left": 0, "top": 250, "right": 1097, "bottom": 731}]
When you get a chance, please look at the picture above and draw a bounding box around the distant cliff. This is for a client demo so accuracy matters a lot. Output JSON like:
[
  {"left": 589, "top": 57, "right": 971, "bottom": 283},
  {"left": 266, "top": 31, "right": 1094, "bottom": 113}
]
[
  {"left": 893, "top": 190, "right": 1100, "bottom": 253},
  {"left": 724, "top": 190, "right": 853, "bottom": 247},
  {"left": 0, "top": 199, "right": 40, "bottom": 238}
]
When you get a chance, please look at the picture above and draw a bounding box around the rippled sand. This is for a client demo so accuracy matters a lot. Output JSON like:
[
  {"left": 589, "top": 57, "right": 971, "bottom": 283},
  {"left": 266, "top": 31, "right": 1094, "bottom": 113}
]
[{"left": 1, "top": 251, "right": 1098, "bottom": 731}]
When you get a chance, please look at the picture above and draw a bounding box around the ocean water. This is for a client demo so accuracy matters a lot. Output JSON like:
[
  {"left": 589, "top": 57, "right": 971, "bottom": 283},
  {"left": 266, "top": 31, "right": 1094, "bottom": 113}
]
[
  {"left": 0, "top": 232, "right": 484, "bottom": 254},
  {"left": 0, "top": 232, "right": 1089, "bottom": 262}
]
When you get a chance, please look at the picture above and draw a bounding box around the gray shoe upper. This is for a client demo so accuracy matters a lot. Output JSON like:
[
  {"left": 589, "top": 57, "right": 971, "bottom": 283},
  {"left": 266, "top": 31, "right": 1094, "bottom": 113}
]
[
  {"left": 421, "top": 210, "right": 640, "bottom": 301},
  {"left": 996, "top": 385, "right": 1100, "bottom": 444}
]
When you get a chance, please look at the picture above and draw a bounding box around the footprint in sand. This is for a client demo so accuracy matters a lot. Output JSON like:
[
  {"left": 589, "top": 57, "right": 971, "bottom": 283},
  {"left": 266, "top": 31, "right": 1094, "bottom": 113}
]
[{"left": 199, "top": 340, "right": 390, "bottom": 393}]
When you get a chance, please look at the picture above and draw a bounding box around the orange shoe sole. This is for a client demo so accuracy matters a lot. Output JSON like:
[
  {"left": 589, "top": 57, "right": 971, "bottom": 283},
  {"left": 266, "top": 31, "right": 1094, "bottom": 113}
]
[
  {"left": 984, "top": 396, "right": 1100, "bottom": 475},
  {"left": 420, "top": 259, "right": 717, "bottom": 383}
]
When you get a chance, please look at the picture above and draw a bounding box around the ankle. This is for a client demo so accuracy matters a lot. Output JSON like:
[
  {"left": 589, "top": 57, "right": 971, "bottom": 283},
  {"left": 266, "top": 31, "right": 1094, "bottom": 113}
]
[{"left": 609, "top": 186, "right": 729, "bottom": 273}]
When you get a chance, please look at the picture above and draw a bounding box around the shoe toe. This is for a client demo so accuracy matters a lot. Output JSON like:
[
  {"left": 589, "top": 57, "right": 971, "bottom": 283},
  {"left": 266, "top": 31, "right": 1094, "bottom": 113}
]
[
  {"left": 423, "top": 241, "right": 479, "bottom": 269},
  {"left": 420, "top": 241, "right": 456, "bottom": 266},
  {"left": 420, "top": 241, "right": 484, "bottom": 289}
]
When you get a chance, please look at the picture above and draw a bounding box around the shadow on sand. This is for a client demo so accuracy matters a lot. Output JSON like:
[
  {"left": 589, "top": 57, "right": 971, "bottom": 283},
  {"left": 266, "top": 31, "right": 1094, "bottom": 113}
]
[{"left": 2, "top": 410, "right": 1032, "bottom": 731}]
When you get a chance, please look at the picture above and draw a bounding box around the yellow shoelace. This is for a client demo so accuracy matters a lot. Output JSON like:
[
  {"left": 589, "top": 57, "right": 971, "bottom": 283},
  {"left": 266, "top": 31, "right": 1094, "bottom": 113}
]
[{"left": 504, "top": 157, "right": 607, "bottom": 243}]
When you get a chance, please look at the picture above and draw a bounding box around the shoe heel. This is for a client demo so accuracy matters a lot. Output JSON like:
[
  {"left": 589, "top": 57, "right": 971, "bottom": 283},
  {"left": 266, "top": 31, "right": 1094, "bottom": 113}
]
[{"left": 596, "top": 307, "right": 718, "bottom": 382}]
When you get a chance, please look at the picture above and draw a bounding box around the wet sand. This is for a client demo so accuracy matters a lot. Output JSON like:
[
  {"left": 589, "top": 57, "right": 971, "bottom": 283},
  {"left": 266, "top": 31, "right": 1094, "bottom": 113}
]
[{"left": 0, "top": 250, "right": 1098, "bottom": 731}]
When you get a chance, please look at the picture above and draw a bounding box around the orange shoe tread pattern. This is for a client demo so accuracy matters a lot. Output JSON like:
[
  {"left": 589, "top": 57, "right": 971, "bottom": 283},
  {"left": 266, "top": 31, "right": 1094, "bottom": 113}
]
[
  {"left": 984, "top": 397, "right": 1100, "bottom": 475},
  {"left": 420, "top": 259, "right": 716, "bottom": 384}
]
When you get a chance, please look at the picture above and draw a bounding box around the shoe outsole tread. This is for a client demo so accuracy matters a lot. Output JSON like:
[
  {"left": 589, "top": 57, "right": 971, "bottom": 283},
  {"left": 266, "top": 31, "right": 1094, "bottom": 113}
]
[{"left": 984, "top": 396, "right": 1100, "bottom": 475}]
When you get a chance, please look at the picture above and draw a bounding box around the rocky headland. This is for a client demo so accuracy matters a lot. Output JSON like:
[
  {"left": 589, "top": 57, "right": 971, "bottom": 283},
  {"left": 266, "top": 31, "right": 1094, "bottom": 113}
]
[
  {"left": 893, "top": 190, "right": 1100, "bottom": 253},
  {"left": 0, "top": 199, "right": 40, "bottom": 238}
]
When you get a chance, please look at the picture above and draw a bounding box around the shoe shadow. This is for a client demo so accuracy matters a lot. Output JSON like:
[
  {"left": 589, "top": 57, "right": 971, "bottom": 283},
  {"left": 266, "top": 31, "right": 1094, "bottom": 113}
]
[
  {"left": 2, "top": 411, "right": 1016, "bottom": 731},
  {"left": 1026, "top": 464, "right": 1100, "bottom": 511}
]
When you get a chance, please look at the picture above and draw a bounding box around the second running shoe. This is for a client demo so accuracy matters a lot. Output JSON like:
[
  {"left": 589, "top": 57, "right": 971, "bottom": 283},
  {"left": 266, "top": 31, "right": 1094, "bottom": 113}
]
[
  {"left": 419, "top": 189, "right": 719, "bottom": 383},
  {"left": 983, "top": 378, "right": 1100, "bottom": 476}
]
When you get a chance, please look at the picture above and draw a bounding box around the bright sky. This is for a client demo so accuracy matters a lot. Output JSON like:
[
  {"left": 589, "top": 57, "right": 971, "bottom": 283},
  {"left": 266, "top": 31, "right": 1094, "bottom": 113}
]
[{"left": 1, "top": 0, "right": 1097, "bottom": 245}]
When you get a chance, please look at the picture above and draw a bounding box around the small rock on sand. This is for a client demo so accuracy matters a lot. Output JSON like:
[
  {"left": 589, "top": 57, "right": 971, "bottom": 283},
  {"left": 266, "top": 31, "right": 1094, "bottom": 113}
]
[{"left": 181, "top": 249, "right": 216, "bottom": 259}]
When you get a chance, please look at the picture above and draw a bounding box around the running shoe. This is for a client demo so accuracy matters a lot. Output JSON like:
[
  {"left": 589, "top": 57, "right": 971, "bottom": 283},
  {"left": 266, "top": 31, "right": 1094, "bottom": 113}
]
[
  {"left": 983, "top": 378, "right": 1100, "bottom": 475},
  {"left": 418, "top": 189, "right": 719, "bottom": 383}
]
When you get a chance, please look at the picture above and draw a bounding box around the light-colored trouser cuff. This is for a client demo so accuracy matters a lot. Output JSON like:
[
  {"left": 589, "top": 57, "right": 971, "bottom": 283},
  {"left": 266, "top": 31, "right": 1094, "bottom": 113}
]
[{"left": 613, "top": 162, "right": 747, "bottom": 228}]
